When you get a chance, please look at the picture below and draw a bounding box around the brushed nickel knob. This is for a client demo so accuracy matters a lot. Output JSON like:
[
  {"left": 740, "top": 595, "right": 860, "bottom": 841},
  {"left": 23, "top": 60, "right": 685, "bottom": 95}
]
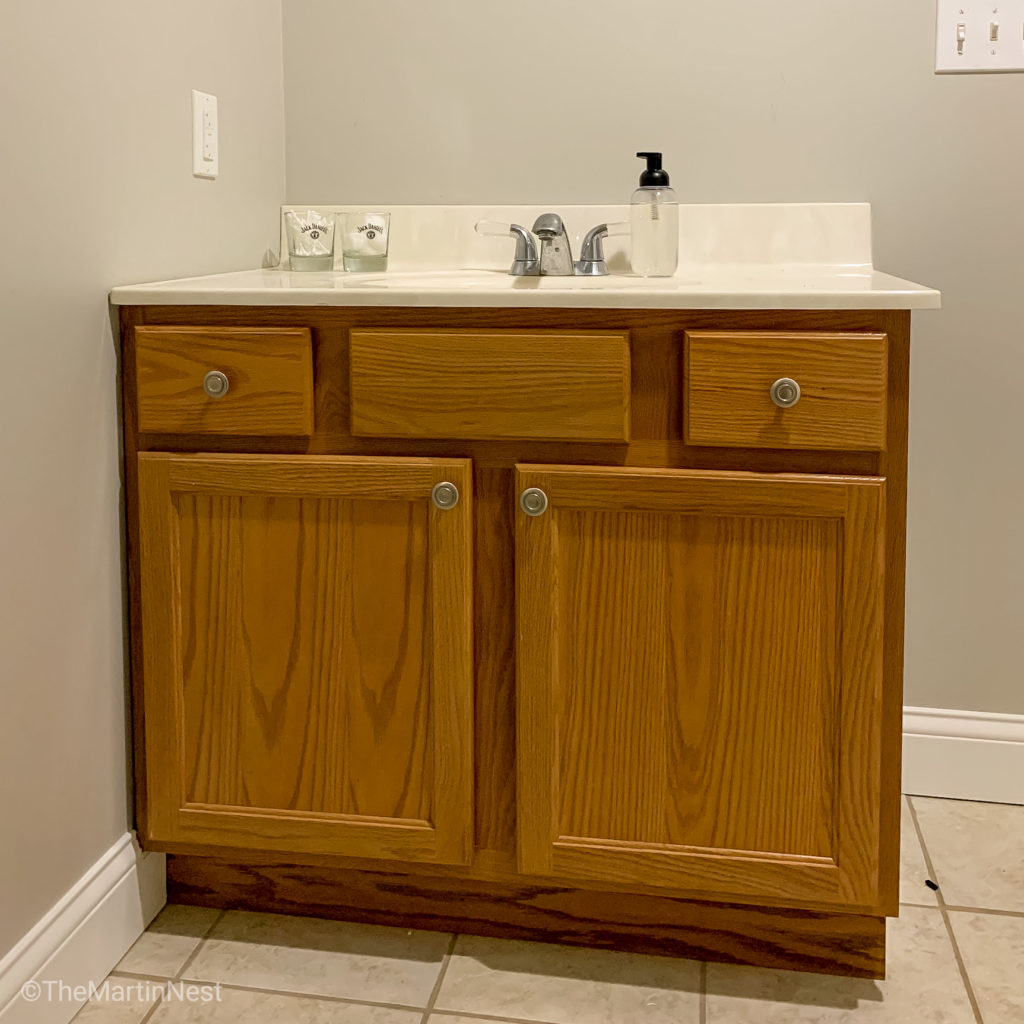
[
  {"left": 519, "top": 487, "right": 549, "bottom": 517},
  {"left": 770, "top": 377, "right": 801, "bottom": 408},
  {"left": 202, "top": 370, "right": 230, "bottom": 398},
  {"left": 431, "top": 481, "right": 460, "bottom": 510}
]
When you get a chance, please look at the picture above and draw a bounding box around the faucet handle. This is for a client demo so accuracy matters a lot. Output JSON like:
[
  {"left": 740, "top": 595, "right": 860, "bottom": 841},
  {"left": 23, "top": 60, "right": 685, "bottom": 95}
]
[
  {"left": 475, "top": 221, "right": 540, "bottom": 276},
  {"left": 575, "top": 221, "right": 628, "bottom": 277},
  {"left": 575, "top": 223, "right": 610, "bottom": 277}
]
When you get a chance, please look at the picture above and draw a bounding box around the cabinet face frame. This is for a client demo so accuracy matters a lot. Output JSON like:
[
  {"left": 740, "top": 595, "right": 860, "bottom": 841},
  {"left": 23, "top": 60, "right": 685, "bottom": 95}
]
[
  {"left": 515, "top": 464, "right": 887, "bottom": 912},
  {"left": 136, "top": 452, "right": 474, "bottom": 866}
]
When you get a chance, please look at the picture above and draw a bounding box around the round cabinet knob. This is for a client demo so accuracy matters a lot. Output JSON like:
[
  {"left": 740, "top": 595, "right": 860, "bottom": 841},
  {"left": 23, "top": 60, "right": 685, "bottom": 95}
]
[
  {"left": 770, "top": 377, "right": 801, "bottom": 409},
  {"left": 431, "top": 481, "right": 460, "bottom": 510},
  {"left": 519, "top": 487, "right": 549, "bottom": 517},
  {"left": 202, "top": 370, "right": 230, "bottom": 398}
]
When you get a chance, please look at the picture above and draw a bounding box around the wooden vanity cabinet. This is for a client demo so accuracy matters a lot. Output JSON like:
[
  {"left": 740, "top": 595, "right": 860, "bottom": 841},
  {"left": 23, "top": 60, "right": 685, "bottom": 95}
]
[{"left": 120, "top": 308, "right": 910, "bottom": 979}]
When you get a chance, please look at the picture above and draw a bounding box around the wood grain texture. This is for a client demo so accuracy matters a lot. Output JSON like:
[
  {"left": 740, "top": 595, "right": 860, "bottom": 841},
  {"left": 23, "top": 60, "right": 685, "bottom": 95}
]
[
  {"left": 516, "top": 464, "right": 886, "bottom": 911},
  {"left": 135, "top": 327, "right": 314, "bottom": 436},
  {"left": 136, "top": 452, "right": 473, "bottom": 865},
  {"left": 166, "top": 854, "right": 888, "bottom": 979},
  {"left": 472, "top": 467, "right": 517, "bottom": 854},
  {"left": 685, "top": 331, "right": 888, "bottom": 451},
  {"left": 349, "top": 330, "right": 631, "bottom": 442}
]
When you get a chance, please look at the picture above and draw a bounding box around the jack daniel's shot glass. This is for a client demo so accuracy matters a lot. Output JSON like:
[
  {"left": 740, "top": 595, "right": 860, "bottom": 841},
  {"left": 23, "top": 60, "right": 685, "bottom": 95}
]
[
  {"left": 284, "top": 209, "right": 336, "bottom": 271},
  {"left": 340, "top": 212, "right": 390, "bottom": 272}
]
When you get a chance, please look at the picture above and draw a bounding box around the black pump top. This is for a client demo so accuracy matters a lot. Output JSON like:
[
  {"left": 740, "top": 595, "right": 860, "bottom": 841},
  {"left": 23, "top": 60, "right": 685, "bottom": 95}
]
[{"left": 637, "top": 151, "right": 670, "bottom": 187}]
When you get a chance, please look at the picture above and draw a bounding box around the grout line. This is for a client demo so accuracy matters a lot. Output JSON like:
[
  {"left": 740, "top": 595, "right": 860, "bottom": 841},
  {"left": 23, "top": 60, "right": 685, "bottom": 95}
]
[
  {"left": 173, "top": 977, "right": 427, "bottom": 1013},
  {"left": 907, "top": 797, "right": 985, "bottom": 1024},
  {"left": 419, "top": 932, "right": 459, "bottom": 1024},
  {"left": 944, "top": 904, "right": 1024, "bottom": 919},
  {"left": 172, "top": 908, "right": 226, "bottom": 982},
  {"left": 109, "top": 970, "right": 177, "bottom": 983},
  {"left": 699, "top": 961, "right": 707, "bottom": 1024},
  {"left": 428, "top": 1010, "right": 579, "bottom": 1024},
  {"left": 137, "top": 993, "right": 164, "bottom": 1024}
]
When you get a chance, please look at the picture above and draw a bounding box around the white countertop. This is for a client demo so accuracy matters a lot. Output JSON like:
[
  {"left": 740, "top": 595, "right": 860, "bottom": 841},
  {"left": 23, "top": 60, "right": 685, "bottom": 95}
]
[{"left": 110, "top": 204, "right": 940, "bottom": 311}]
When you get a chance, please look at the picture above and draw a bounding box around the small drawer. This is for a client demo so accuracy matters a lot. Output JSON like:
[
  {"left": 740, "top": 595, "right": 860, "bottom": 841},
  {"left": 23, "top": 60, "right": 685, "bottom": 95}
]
[
  {"left": 349, "top": 330, "right": 631, "bottom": 442},
  {"left": 684, "top": 331, "right": 888, "bottom": 451},
  {"left": 135, "top": 327, "right": 314, "bottom": 436}
]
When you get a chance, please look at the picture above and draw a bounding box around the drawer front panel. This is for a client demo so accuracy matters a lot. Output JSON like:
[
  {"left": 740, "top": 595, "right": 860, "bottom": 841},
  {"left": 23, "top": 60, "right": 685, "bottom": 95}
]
[
  {"left": 349, "top": 330, "right": 631, "bottom": 442},
  {"left": 685, "top": 332, "right": 887, "bottom": 451},
  {"left": 135, "top": 327, "right": 314, "bottom": 436}
]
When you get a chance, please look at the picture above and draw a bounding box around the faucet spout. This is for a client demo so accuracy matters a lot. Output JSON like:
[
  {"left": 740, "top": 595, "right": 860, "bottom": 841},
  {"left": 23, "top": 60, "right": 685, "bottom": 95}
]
[{"left": 531, "top": 213, "right": 574, "bottom": 276}]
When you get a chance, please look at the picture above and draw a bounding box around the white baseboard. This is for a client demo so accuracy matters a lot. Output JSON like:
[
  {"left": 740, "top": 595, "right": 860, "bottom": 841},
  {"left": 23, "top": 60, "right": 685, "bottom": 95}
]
[
  {"left": 903, "top": 706, "right": 1024, "bottom": 805},
  {"left": 0, "top": 833, "right": 166, "bottom": 1024}
]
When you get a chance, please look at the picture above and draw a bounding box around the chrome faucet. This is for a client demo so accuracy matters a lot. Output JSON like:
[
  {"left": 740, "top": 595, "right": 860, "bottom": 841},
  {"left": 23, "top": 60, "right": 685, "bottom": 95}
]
[
  {"left": 476, "top": 216, "right": 613, "bottom": 277},
  {"left": 531, "top": 214, "right": 574, "bottom": 276}
]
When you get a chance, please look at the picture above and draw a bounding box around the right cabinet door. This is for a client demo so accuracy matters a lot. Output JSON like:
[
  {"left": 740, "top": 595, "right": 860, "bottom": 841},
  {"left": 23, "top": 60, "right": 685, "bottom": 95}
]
[{"left": 515, "top": 464, "right": 887, "bottom": 912}]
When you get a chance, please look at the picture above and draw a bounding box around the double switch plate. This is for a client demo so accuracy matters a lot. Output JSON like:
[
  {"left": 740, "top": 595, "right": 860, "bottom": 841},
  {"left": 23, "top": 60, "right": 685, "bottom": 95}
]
[{"left": 937, "top": 0, "right": 1024, "bottom": 71}]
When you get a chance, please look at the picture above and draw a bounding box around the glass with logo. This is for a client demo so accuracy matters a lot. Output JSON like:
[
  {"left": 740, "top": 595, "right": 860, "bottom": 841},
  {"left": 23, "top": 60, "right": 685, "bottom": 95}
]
[
  {"left": 284, "top": 209, "right": 336, "bottom": 271},
  {"left": 339, "top": 212, "right": 390, "bottom": 272}
]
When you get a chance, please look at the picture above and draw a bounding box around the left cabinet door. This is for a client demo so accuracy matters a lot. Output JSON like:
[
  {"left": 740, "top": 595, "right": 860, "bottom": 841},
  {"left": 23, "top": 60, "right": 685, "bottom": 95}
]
[{"left": 136, "top": 453, "right": 474, "bottom": 866}]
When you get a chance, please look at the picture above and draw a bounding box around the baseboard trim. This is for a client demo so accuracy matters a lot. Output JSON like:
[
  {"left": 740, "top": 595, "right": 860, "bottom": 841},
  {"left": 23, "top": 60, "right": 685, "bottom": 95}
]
[
  {"left": 0, "top": 833, "right": 166, "bottom": 1024},
  {"left": 903, "top": 706, "right": 1024, "bottom": 805}
]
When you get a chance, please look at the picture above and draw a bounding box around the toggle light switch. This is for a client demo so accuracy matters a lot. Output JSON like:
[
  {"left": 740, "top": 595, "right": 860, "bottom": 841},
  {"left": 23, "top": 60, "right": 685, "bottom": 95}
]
[{"left": 937, "top": 0, "right": 1024, "bottom": 71}]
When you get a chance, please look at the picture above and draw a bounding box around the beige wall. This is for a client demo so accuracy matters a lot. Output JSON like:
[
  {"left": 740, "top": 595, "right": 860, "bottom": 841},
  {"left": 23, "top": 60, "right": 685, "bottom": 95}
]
[
  {"left": 0, "top": 2, "right": 284, "bottom": 956},
  {"left": 283, "top": 0, "right": 1024, "bottom": 715}
]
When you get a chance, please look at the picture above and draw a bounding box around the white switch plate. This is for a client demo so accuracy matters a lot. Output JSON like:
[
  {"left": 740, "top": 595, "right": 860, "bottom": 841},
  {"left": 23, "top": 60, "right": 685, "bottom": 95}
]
[
  {"left": 191, "top": 90, "right": 218, "bottom": 178},
  {"left": 937, "top": 0, "right": 1024, "bottom": 71}
]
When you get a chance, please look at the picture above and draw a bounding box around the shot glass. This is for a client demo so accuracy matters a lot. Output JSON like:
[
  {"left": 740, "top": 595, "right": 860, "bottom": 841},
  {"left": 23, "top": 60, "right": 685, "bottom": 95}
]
[
  {"left": 284, "top": 209, "right": 336, "bottom": 271},
  {"left": 339, "top": 212, "right": 390, "bottom": 272}
]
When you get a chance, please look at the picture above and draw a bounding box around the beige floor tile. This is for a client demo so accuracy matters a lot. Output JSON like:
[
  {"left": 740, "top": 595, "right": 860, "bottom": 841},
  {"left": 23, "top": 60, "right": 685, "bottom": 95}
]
[
  {"left": 899, "top": 796, "right": 938, "bottom": 906},
  {"left": 434, "top": 935, "right": 701, "bottom": 1024},
  {"left": 949, "top": 911, "right": 1024, "bottom": 1023},
  {"left": 149, "top": 985, "right": 424, "bottom": 1023},
  {"left": 183, "top": 911, "right": 450, "bottom": 1006},
  {"left": 71, "top": 982, "right": 158, "bottom": 1022},
  {"left": 116, "top": 905, "right": 222, "bottom": 978},
  {"left": 913, "top": 797, "right": 1024, "bottom": 911},
  {"left": 705, "top": 905, "right": 974, "bottom": 1022}
]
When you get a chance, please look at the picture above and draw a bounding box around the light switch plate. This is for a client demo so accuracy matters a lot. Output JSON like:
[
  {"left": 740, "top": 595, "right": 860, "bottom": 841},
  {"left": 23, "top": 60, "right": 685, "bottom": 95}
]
[
  {"left": 937, "top": 0, "right": 1024, "bottom": 71},
  {"left": 191, "top": 90, "right": 218, "bottom": 178}
]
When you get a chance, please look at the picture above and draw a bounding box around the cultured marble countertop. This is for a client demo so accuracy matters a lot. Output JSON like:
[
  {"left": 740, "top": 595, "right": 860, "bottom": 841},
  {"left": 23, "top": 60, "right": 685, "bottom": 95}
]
[
  {"left": 109, "top": 203, "right": 941, "bottom": 311},
  {"left": 109, "top": 265, "right": 939, "bottom": 311}
]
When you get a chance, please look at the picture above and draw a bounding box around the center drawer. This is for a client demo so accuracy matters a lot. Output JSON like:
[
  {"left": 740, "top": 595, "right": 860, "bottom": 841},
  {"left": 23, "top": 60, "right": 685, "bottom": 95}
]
[{"left": 349, "top": 330, "right": 631, "bottom": 442}]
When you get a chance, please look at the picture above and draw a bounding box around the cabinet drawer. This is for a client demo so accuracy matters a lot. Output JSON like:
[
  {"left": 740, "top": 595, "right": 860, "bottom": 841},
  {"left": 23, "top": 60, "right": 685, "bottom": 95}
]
[
  {"left": 349, "top": 330, "right": 631, "bottom": 442},
  {"left": 135, "top": 327, "right": 314, "bottom": 436},
  {"left": 684, "top": 332, "right": 887, "bottom": 451}
]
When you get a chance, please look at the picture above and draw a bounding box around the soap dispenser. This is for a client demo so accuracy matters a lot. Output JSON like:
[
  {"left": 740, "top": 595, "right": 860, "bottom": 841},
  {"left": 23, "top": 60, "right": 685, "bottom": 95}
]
[{"left": 630, "top": 151, "right": 678, "bottom": 277}]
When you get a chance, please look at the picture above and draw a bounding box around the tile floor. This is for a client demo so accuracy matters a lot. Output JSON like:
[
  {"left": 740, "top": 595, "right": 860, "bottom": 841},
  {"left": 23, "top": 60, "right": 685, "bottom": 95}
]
[{"left": 74, "top": 796, "right": 1023, "bottom": 1024}]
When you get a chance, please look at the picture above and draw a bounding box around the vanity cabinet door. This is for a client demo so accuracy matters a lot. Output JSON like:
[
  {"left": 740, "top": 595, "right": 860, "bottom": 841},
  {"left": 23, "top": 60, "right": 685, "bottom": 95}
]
[
  {"left": 515, "top": 464, "right": 889, "bottom": 912},
  {"left": 136, "top": 453, "right": 474, "bottom": 865}
]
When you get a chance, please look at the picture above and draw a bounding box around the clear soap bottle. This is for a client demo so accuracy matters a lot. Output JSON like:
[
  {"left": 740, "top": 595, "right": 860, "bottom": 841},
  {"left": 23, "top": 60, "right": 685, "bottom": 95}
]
[{"left": 630, "top": 151, "right": 678, "bottom": 277}]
